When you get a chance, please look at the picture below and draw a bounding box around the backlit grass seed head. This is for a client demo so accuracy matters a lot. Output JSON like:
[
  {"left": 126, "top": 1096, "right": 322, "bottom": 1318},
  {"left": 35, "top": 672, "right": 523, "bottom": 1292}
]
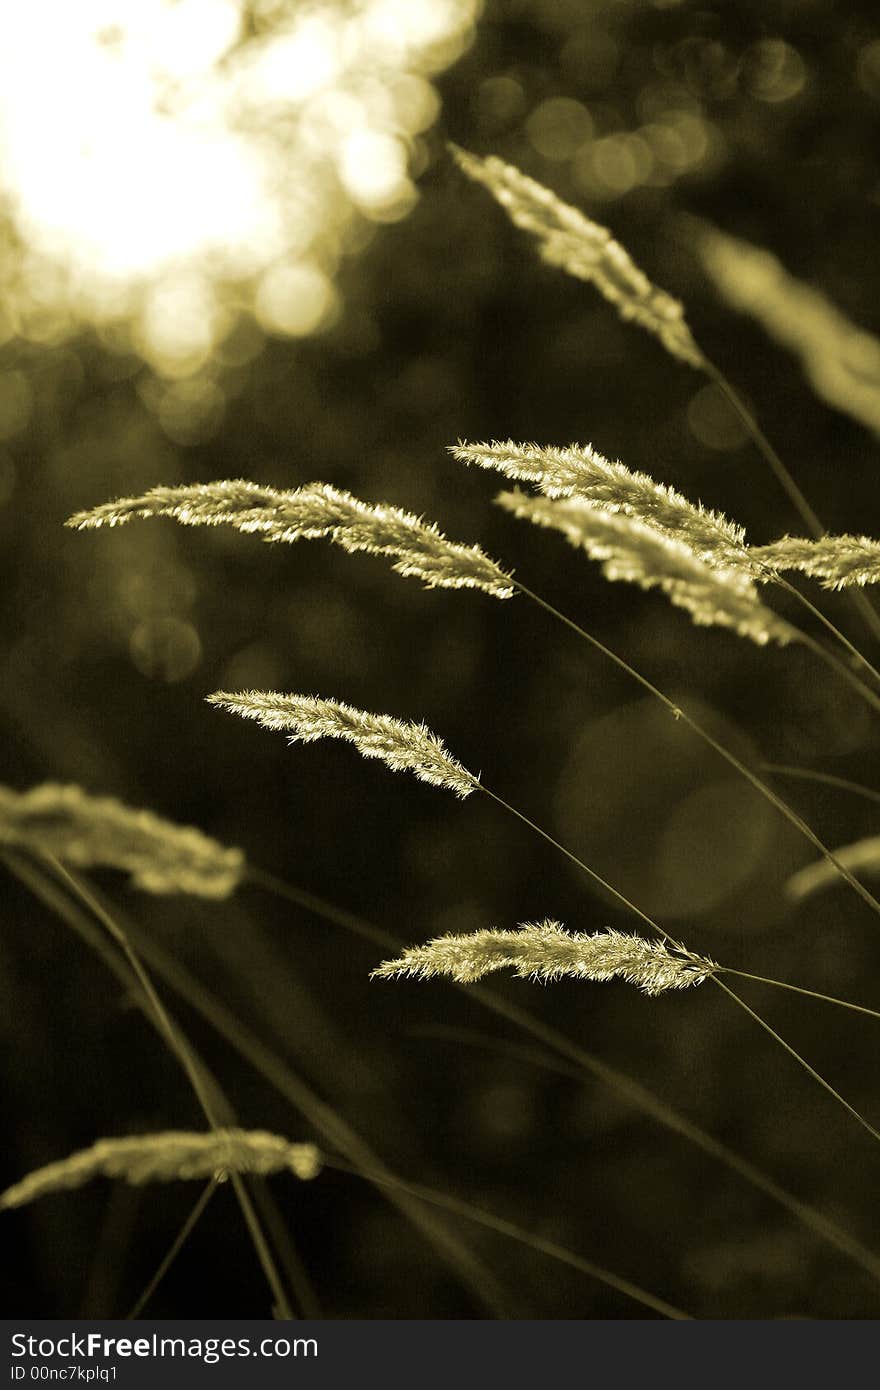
[
  {"left": 67, "top": 479, "right": 514, "bottom": 599},
  {"left": 752, "top": 534, "right": 880, "bottom": 590},
  {"left": 451, "top": 439, "right": 753, "bottom": 573},
  {"left": 373, "top": 922, "right": 718, "bottom": 994},
  {"left": 498, "top": 490, "right": 797, "bottom": 647},
  {"left": 0, "top": 783, "right": 244, "bottom": 898},
  {"left": 694, "top": 219, "right": 880, "bottom": 435},
  {"left": 0, "top": 1131, "right": 321, "bottom": 1211},
  {"left": 450, "top": 144, "right": 705, "bottom": 370},
  {"left": 208, "top": 692, "right": 481, "bottom": 799}
]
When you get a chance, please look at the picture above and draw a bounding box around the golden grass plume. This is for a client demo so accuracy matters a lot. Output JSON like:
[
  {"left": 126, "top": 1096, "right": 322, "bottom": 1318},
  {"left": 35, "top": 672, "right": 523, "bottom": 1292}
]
[
  {"left": 67, "top": 479, "right": 514, "bottom": 599},
  {"left": 497, "top": 489, "right": 797, "bottom": 646},
  {"left": 752, "top": 535, "right": 880, "bottom": 590},
  {"left": 373, "top": 921, "right": 718, "bottom": 993},
  {"left": 0, "top": 783, "right": 244, "bottom": 898},
  {"left": 452, "top": 438, "right": 751, "bottom": 572},
  {"left": 208, "top": 692, "right": 480, "bottom": 799},
  {"left": 1, "top": 1130, "right": 321, "bottom": 1211},
  {"left": 450, "top": 143, "right": 705, "bottom": 369}
]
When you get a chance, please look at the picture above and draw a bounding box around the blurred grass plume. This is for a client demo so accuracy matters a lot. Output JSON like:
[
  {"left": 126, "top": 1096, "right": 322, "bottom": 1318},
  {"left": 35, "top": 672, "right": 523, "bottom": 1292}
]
[
  {"left": 693, "top": 220, "right": 880, "bottom": 435},
  {"left": 0, "top": 1130, "right": 321, "bottom": 1211},
  {"left": 0, "top": 783, "right": 244, "bottom": 898}
]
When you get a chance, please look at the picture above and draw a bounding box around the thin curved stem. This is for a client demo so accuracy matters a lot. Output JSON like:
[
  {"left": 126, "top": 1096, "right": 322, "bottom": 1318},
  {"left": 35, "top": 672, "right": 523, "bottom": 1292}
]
[
  {"left": 704, "top": 360, "right": 824, "bottom": 537},
  {"left": 482, "top": 778, "right": 880, "bottom": 1148},
  {"left": 244, "top": 869, "right": 880, "bottom": 1285},
  {"left": 52, "top": 868, "right": 509, "bottom": 1318},
  {"left": 127, "top": 1179, "right": 219, "bottom": 1320},
  {"left": 513, "top": 578, "right": 880, "bottom": 923},
  {"left": 771, "top": 575, "right": 880, "bottom": 692},
  {"left": 797, "top": 630, "right": 880, "bottom": 718},
  {"left": 721, "top": 968, "right": 880, "bottom": 1023},
  {"left": 759, "top": 764, "right": 880, "bottom": 808},
  {"left": 703, "top": 357, "right": 880, "bottom": 646},
  {"left": 408, "top": 1020, "right": 880, "bottom": 1287},
  {"left": 40, "top": 857, "right": 294, "bottom": 1321},
  {"left": 4, "top": 850, "right": 315, "bottom": 1319},
  {"left": 324, "top": 1158, "right": 690, "bottom": 1320},
  {"left": 711, "top": 976, "right": 880, "bottom": 1146},
  {"left": 481, "top": 788, "right": 664, "bottom": 935}
]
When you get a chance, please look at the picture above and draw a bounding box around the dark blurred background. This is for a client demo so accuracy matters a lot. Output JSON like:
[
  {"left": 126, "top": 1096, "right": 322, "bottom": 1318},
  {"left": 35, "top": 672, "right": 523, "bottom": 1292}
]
[{"left": 3, "top": 0, "right": 880, "bottom": 1319}]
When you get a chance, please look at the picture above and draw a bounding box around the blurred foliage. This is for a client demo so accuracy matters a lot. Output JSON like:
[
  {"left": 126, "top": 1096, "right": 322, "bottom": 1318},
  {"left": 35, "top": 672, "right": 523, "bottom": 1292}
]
[{"left": 3, "top": 0, "right": 880, "bottom": 1319}]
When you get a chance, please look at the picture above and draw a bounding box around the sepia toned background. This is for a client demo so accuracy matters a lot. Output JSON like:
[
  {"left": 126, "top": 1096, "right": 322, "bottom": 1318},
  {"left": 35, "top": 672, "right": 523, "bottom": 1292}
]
[{"left": 3, "top": 0, "right": 880, "bottom": 1318}]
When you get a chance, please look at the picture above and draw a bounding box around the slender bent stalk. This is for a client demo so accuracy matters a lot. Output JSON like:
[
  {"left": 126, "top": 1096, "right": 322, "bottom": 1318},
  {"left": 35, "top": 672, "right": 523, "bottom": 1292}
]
[
  {"left": 704, "top": 358, "right": 880, "bottom": 646},
  {"left": 711, "top": 976, "right": 880, "bottom": 1146},
  {"left": 13, "top": 851, "right": 320, "bottom": 1320},
  {"left": 770, "top": 574, "right": 880, "bottom": 692},
  {"left": 250, "top": 870, "right": 880, "bottom": 1284},
  {"left": 796, "top": 630, "right": 880, "bottom": 717},
  {"left": 19, "top": 853, "right": 294, "bottom": 1321},
  {"left": 324, "top": 1158, "right": 690, "bottom": 1320},
  {"left": 513, "top": 578, "right": 880, "bottom": 923},
  {"left": 127, "top": 1179, "right": 219, "bottom": 1320},
  {"left": 722, "top": 969, "right": 880, "bottom": 1023},
  {"left": 481, "top": 788, "right": 661, "bottom": 934},
  {"left": 29, "top": 860, "right": 510, "bottom": 1317},
  {"left": 481, "top": 784, "right": 880, "bottom": 1146},
  {"left": 759, "top": 764, "right": 880, "bottom": 807}
]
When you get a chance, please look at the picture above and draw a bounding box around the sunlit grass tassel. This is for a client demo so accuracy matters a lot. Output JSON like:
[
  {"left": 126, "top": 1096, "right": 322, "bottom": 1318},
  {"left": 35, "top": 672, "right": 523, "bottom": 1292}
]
[
  {"left": 0, "top": 783, "right": 244, "bottom": 898},
  {"left": 207, "top": 692, "right": 480, "bottom": 799},
  {"left": 373, "top": 922, "right": 718, "bottom": 994},
  {"left": 67, "top": 480, "right": 514, "bottom": 599},
  {"left": 452, "top": 438, "right": 751, "bottom": 572},
  {"left": 497, "top": 489, "right": 797, "bottom": 646},
  {"left": 0, "top": 1131, "right": 321, "bottom": 1211},
  {"left": 753, "top": 535, "right": 880, "bottom": 590},
  {"left": 449, "top": 144, "right": 705, "bottom": 370}
]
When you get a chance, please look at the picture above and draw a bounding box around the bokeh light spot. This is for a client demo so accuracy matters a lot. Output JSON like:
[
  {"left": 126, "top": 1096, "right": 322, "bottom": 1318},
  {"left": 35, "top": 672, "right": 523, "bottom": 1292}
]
[
  {"left": 687, "top": 383, "right": 749, "bottom": 451},
  {"left": 745, "top": 39, "right": 807, "bottom": 104},
  {"left": 0, "top": 0, "right": 481, "bottom": 368},
  {"left": 129, "top": 615, "right": 202, "bottom": 683},
  {"left": 254, "top": 261, "right": 339, "bottom": 338},
  {"left": 526, "top": 97, "right": 593, "bottom": 161},
  {"left": 857, "top": 40, "right": 880, "bottom": 100},
  {"left": 0, "top": 370, "right": 32, "bottom": 439}
]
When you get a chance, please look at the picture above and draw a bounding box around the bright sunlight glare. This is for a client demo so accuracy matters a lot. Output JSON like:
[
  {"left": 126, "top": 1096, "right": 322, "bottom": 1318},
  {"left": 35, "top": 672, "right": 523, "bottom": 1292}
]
[{"left": 0, "top": 0, "right": 481, "bottom": 376}]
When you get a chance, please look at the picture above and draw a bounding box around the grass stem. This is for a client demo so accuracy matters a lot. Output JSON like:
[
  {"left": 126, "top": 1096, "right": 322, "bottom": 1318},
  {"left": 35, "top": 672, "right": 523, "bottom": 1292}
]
[
  {"left": 126, "top": 1179, "right": 219, "bottom": 1320},
  {"left": 513, "top": 578, "right": 880, "bottom": 923}
]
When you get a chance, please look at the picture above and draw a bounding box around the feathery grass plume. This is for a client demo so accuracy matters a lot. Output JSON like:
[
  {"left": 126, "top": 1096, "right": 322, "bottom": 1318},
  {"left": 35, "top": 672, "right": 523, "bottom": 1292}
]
[
  {"left": 786, "top": 836, "right": 880, "bottom": 903},
  {"left": 694, "top": 219, "right": 880, "bottom": 434},
  {"left": 0, "top": 1131, "right": 321, "bottom": 1211},
  {"left": 0, "top": 783, "right": 244, "bottom": 897},
  {"left": 207, "top": 692, "right": 480, "bottom": 798},
  {"left": 373, "top": 921, "right": 718, "bottom": 994},
  {"left": 67, "top": 479, "right": 514, "bottom": 599},
  {"left": 449, "top": 143, "right": 705, "bottom": 370},
  {"left": 456, "top": 438, "right": 744, "bottom": 562},
  {"left": 452, "top": 439, "right": 754, "bottom": 574},
  {"left": 752, "top": 535, "right": 880, "bottom": 590},
  {"left": 497, "top": 489, "right": 796, "bottom": 647}
]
